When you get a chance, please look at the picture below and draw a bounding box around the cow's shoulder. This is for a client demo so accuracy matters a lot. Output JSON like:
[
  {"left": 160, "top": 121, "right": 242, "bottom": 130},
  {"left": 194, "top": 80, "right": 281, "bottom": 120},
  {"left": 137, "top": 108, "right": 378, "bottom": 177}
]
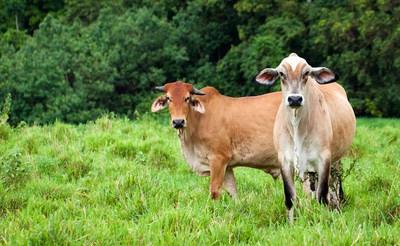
[{"left": 318, "top": 82, "right": 347, "bottom": 98}]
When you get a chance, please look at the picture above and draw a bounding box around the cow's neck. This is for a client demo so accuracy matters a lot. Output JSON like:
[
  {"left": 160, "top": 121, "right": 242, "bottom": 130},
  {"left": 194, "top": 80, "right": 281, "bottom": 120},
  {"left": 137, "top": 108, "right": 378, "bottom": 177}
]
[
  {"left": 286, "top": 105, "right": 308, "bottom": 164},
  {"left": 177, "top": 110, "right": 200, "bottom": 144}
]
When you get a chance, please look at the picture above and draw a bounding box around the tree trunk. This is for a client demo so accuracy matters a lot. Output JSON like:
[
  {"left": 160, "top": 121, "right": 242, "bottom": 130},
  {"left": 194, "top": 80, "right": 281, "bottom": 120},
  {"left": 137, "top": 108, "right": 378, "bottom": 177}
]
[{"left": 15, "top": 14, "right": 19, "bottom": 31}]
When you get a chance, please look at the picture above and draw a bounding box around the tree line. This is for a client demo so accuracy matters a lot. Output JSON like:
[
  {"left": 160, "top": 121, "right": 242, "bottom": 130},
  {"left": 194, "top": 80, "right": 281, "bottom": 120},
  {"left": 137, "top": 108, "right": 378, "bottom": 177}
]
[{"left": 0, "top": 0, "right": 399, "bottom": 124}]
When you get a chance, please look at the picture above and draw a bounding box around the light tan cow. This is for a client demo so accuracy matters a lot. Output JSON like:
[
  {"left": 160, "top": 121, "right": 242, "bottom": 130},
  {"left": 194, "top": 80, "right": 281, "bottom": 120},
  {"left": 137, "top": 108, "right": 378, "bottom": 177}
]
[
  {"left": 152, "top": 81, "right": 281, "bottom": 199},
  {"left": 255, "top": 53, "right": 356, "bottom": 222}
]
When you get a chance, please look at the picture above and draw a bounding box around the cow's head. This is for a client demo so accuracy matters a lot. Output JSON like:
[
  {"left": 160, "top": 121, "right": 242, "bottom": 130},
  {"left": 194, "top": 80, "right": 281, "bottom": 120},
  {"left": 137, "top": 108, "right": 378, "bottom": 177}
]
[
  {"left": 255, "top": 53, "right": 338, "bottom": 108},
  {"left": 151, "top": 81, "right": 206, "bottom": 129}
]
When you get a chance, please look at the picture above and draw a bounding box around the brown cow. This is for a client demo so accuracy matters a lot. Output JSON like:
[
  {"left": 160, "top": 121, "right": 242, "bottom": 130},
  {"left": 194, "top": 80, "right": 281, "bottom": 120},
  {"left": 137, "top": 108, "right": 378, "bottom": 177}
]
[
  {"left": 255, "top": 53, "right": 356, "bottom": 222},
  {"left": 151, "top": 81, "right": 281, "bottom": 199}
]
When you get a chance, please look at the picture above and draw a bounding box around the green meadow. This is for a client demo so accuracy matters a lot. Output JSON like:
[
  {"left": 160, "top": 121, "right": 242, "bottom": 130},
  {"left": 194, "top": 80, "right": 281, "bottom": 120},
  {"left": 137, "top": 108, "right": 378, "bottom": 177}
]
[{"left": 0, "top": 116, "right": 399, "bottom": 245}]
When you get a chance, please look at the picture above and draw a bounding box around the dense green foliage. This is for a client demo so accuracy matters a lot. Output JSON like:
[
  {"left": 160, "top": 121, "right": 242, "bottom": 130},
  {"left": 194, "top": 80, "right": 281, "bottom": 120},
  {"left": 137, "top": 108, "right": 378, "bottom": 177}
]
[
  {"left": 0, "top": 116, "right": 399, "bottom": 244},
  {"left": 1, "top": 1, "right": 399, "bottom": 124}
]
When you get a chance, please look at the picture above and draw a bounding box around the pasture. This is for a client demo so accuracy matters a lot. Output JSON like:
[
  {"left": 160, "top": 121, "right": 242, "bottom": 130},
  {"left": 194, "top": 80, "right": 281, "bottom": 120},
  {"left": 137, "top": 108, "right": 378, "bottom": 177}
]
[{"left": 0, "top": 116, "right": 399, "bottom": 245}]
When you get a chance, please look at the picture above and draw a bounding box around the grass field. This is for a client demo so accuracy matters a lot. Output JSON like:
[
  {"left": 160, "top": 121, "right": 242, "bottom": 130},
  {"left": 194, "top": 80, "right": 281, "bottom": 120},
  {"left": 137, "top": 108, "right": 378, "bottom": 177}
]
[{"left": 0, "top": 116, "right": 399, "bottom": 245}]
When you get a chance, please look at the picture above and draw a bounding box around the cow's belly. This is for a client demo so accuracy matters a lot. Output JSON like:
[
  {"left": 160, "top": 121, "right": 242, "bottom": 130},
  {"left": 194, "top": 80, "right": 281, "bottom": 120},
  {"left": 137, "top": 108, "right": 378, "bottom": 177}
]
[
  {"left": 230, "top": 141, "right": 278, "bottom": 168},
  {"left": 229, "top": 144, "right": 279, "bottom": 178},
  {"left": 180, "top": 140, "right": 279, "bottom": 177},
  {"left": 231, "top": 153, "right": 274, "bottom": 167}
]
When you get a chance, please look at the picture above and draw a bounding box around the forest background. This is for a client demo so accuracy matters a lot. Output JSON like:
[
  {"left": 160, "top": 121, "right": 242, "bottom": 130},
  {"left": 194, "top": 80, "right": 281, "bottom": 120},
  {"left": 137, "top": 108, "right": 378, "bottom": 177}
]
[{"left": 0, "top": 0, "right": 399, "bottom": 124}]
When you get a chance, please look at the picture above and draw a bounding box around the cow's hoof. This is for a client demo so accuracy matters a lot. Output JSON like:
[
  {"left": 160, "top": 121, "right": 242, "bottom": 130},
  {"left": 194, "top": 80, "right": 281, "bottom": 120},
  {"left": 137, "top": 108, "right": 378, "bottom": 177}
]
[{"left": 211, "top": 191, "right": 220, "bottom": 200}]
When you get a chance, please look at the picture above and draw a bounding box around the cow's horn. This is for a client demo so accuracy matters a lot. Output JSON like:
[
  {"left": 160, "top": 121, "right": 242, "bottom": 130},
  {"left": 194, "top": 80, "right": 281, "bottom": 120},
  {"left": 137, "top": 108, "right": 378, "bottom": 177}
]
[
  {"left": 154, "top": 86, "right": 165, "bottom": 92},
  {"left": 191, "top": 87, "right": 206, "bottom": 95}
]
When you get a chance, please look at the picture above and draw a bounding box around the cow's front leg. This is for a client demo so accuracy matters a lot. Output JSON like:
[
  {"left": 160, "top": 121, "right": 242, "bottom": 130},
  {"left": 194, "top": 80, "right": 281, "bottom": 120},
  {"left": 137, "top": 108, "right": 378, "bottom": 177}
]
[
  {"left": 317, "top": 153, "right": 331, "bottom": 205},
  {"left": 281, "top": 162, "right": 296, "bottom": 224},
  {"left": 209, "top": 156, "right": 228, "bottom": 200},
  {"left": 223, "top": 167, "right": 237, "bottom": 199}
]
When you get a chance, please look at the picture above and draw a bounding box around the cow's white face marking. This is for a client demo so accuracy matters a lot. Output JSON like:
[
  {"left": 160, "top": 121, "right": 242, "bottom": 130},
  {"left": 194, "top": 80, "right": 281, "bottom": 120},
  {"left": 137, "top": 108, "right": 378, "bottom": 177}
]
[{"left": 280, "top": 53, "right": 308, "bottom": 71}]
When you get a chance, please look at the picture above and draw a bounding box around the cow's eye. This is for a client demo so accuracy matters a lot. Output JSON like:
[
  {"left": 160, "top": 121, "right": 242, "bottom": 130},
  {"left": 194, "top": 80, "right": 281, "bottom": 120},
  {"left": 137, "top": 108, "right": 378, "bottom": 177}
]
[
  {"left": 303, "top": 71, "right": 310, "bottom": 80},
  {"left": 279, "top": 72, "right": 287, "bottom": 81},
  {"left": 279, "top": 72, "right": 286, "bottom": 84},
  {"left": 166, "top": 96, "right": 171, "bottom": 102},
  {"left": 185, "top": 97, "right": 190, "bottom": 102}
]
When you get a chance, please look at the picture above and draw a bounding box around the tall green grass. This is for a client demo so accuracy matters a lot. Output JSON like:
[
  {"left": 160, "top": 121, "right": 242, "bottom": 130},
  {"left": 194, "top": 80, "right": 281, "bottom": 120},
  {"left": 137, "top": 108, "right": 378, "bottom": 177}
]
[{"left": 0, "top": 116, "right": 399, "bottom": 245}]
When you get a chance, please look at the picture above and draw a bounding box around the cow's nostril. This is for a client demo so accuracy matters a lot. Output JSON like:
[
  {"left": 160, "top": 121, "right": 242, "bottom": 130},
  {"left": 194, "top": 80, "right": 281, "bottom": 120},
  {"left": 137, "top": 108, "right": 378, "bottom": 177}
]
[
  {"left": 288, "top": 96, "right": 303, "bottom": 107},
  {"left": 172, "top": 119, "right": 185, "bottom": 129},
  {"left": 298, "top": 97, "right": 303, "bottom": 103}
]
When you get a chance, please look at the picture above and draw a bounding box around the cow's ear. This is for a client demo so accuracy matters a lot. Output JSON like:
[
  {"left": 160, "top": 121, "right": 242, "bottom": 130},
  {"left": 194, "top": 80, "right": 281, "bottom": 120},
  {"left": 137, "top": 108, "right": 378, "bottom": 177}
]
[
  {"left": 255, "top": 68, "right": 279, "bottom": 85},
  {"left": 310, "top": 67, "right": 338, "bottom": 84},
  {"left": 151, "top": 96, "right": 168, "bottom": 112},
  {"left": 190, "top": 98, "right": 205, "bottom": 113}
]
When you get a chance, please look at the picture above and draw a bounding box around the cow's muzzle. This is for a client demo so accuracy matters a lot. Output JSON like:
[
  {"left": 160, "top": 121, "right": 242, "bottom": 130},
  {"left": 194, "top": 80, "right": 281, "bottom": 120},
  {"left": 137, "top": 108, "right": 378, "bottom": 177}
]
[
  {"left": 287, "top": 95, "right": 304, "bottom": 108},
  {"left": 172, "top": 119, "right": 185, "bottom": 129}
]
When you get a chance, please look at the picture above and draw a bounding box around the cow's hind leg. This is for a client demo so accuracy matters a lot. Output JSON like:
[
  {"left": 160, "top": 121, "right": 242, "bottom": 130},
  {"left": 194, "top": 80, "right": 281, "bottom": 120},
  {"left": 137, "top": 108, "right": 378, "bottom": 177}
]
[
  {"left": 223, "top": 167, "right": 237, "bottom": 199},
  {"left": 329, "top": 160, "right": 344, "bottom": 209},
  {"left": 302, "top": 172, "right": 317, "bottom": 199}
]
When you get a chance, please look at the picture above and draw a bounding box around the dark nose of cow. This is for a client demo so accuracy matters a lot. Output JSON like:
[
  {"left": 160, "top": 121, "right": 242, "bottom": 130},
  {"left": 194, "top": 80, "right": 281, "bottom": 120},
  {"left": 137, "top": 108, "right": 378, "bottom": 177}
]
[
  {"left": 172, "top": 119, "right": 185, "bottom": 129},
  {"left": 288, "top": 95, "right": 303, "bottom": 107}
]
